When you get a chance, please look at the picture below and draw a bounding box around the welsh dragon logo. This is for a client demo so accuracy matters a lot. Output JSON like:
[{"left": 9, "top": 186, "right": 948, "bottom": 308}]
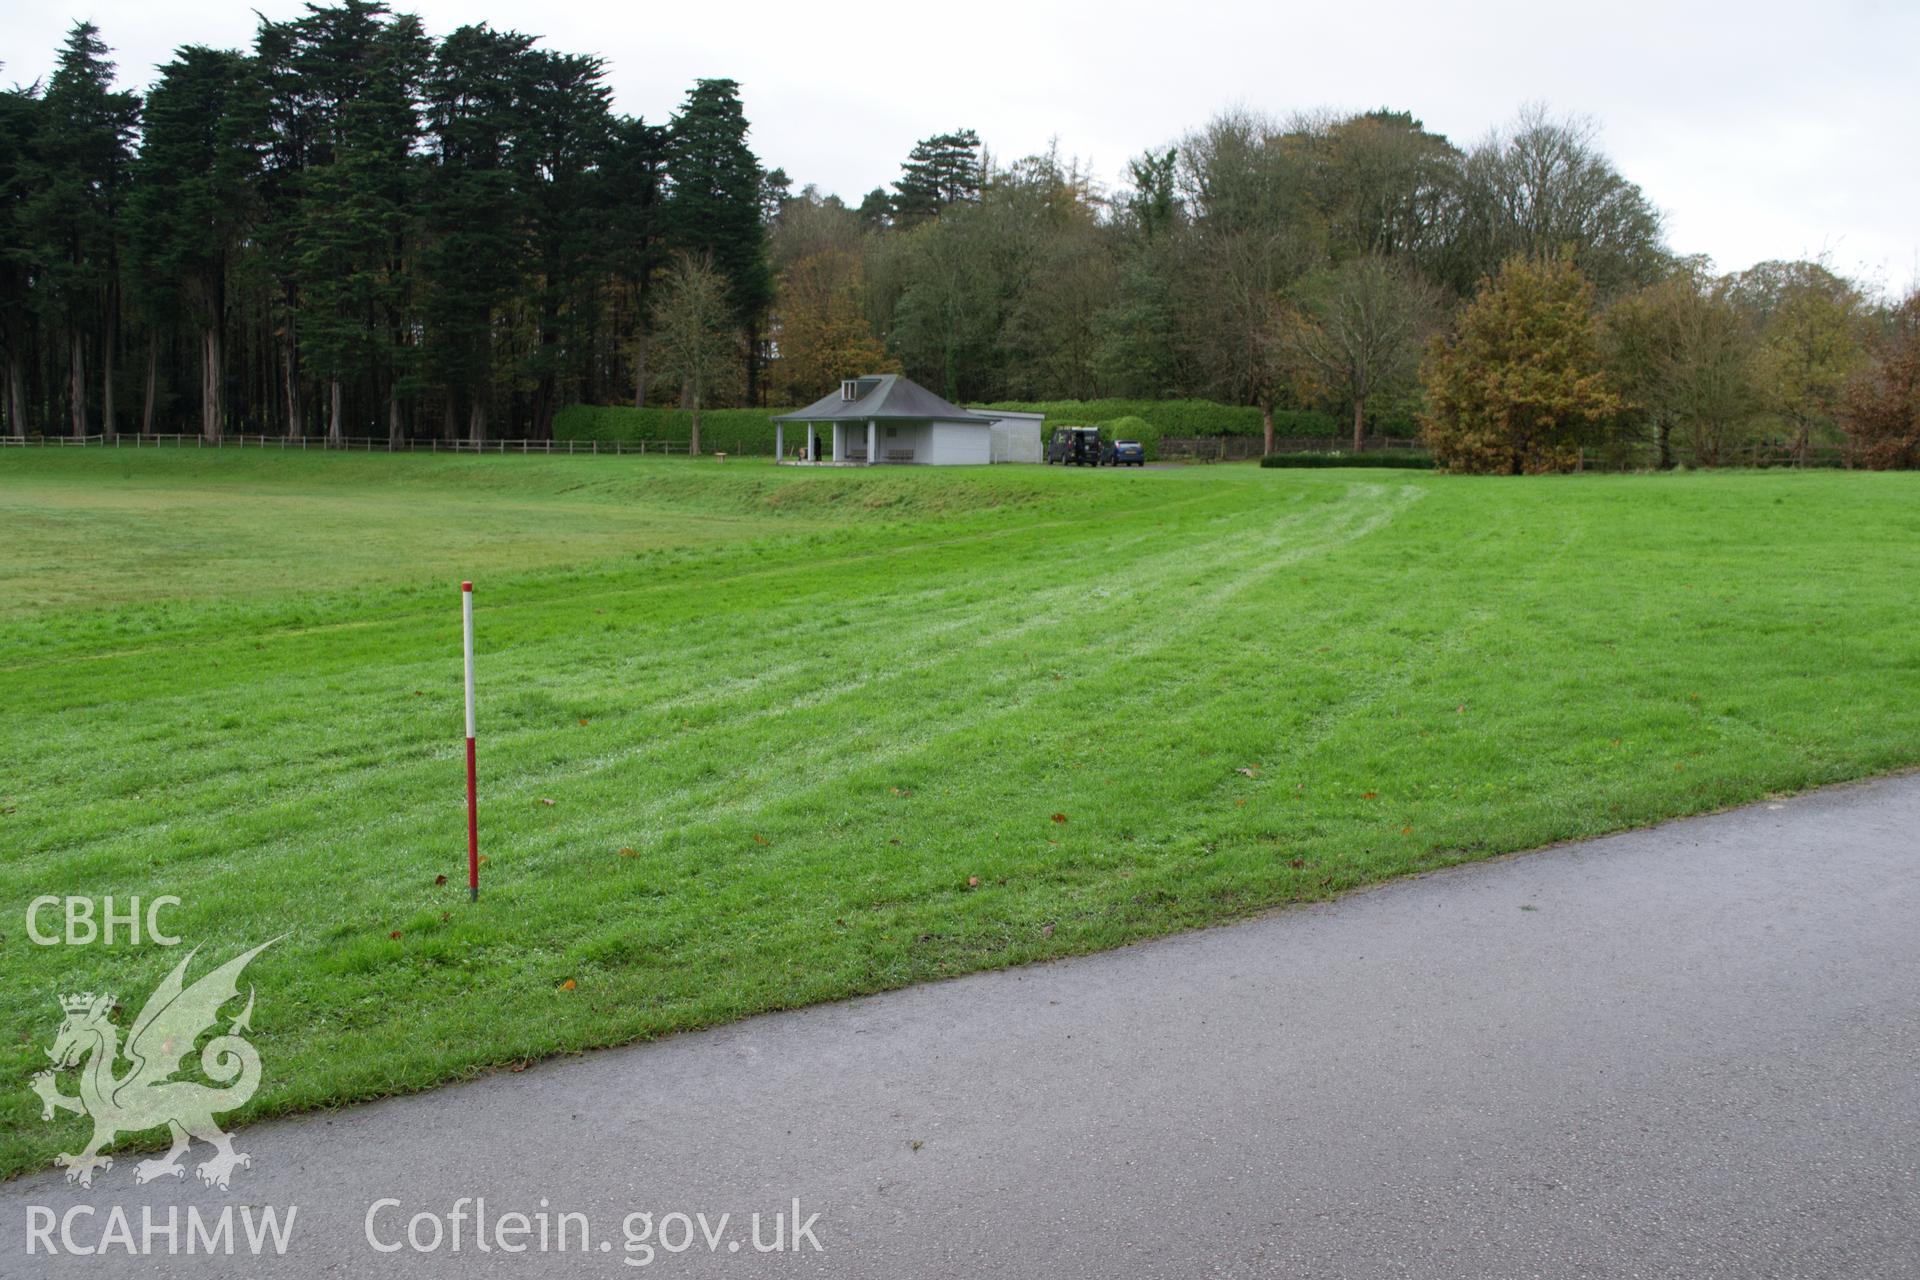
[{"left": 31, "top": 939, "right": 278, "bottom": 1189}]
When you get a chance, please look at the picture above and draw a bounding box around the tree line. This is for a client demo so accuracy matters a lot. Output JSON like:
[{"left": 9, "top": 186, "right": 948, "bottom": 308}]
[
  {"left": 2, "top": 8, "right": 768, "bottom": 444},
  {"left": 776, "top": 106, "right": 1912, "bottom": 469},
  {"left": 4, "top": 9, "right": 1913, "bottom": 468}
]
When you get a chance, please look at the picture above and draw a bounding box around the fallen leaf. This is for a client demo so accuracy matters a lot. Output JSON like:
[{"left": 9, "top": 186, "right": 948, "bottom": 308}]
[
  {"left": 559, "top": 978, "right": 576, "bottom": 991},
  {"left": 1456, "top": 704, "right": 1466, "bottom": 714},
  {"left": 1401, "top": 826, "right": 1413, "bottom": 836},
  {"left": 1236, "top": 766, "right": 1259, "bottom": 778},
  {"left": 478, "top": 854, "right": 490, "bottom": 864},
  {"left": 1051, "top": 813, "right": 1068, "bottom": 824},
  {"left": 619, "top": 846, "right": 639, "bottom": 858},
  {"left": 1042, "top": 923, "right": 1056, "bottom": 938},
  {"left": 1362, "top": 791, "right": 1377, "bottom": 800},
  {"left": 966, "top": 876, "right": 980, "bottom": 888},
  {"left": 1288, "top": 858, "right": 1305, "bottom": 869},
  {"left": 508, "top": 1061, "right": 529, "bottom": 1073},
  {"left": 1235, "top": 797, "right": 1247, "bottom": 807},
  {"left": 752, "top": 833, "right": 769, "bottom": 845},
  {"left": 389, "top": 930, "right": 403, "bottom": 940},
  {"left": 578, "top": 718, "right": 590, "bottom": 726},
  {"left": 909, "top": 1139, "right": 924, "bottom": 1151},
  {"left": 434, "top": 874, "right": 448, "bottom": 886},
  {"left": 540, "top": 797, "right": 556, "bottom": 807}
]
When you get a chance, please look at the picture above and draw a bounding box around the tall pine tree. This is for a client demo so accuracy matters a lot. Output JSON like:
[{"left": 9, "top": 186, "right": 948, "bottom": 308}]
[
  {"left": 127, "top": 46, "right": 262, "bottom": 441},
  {"left": 666, "top": 80, "right": 770, "bottom": 403},
  {"left": 602, "top": 116, "right": 668, "bottom": 407},
  {"left": 514, "top": 47, "right": 613, "bottom": 437},
  {"left": 295, "top": 9, "right": 428, "bottom": 444},
  {"left": 0, "top": 87, "right": 42, "bottom": 438},
  {"left": 23, "top": 22, "right": 138, "bottom": 437},
  {"left": 890, "top": 129, "right": 981, "bottom": 225},
  {"left": 421, "top": 23, "right": 533, "bottom": 442}
]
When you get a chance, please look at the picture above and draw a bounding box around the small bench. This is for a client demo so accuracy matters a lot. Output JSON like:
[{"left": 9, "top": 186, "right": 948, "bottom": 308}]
[{"left": 885, "top": 449, "right": 916, "bottom": 463}]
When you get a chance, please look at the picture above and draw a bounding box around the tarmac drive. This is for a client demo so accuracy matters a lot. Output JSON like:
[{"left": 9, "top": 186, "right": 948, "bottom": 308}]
[{"left": 5, "top": 773, "right": 1918, "bottom": 1278}]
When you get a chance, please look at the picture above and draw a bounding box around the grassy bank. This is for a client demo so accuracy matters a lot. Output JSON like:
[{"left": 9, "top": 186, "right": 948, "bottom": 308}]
[{"left": 4, "top": 451, "right": 1919, "bottom": 1179}]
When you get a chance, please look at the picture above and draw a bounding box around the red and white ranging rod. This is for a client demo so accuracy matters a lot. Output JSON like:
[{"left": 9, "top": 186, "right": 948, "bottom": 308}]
[{"left": 462, "top": 580, "right": 480, "bottom": 902}]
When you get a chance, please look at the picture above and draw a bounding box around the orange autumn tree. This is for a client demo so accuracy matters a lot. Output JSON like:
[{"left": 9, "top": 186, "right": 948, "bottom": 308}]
[
  {"left": 1839, "top": 291, "right": 1920, "bottom": 469},
  {"left": 1420, "top": 256, "right": 1620, "bottom": 473},
  {"left": 771, "top": 249, "right": 894, "bottom": 404}
]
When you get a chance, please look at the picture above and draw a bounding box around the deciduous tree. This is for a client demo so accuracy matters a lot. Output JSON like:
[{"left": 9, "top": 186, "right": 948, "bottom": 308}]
[
  {"left": 1728, "top": 260, "right": 1866, "bottom": 465},
  {"left": 1283, "top": 255, "right": 1443, "bottom": 451},
  {"left": 1421, "top": 256, "right": 1619, "bottom": 473},
  {"left": 649, "top": 252, "right": 740, "bottom": 454},
  {"left": 1440, "top": 108, "right": 1666, "bottom": 299},
  {"left": 1604, "top": 271, "right": 1766, "bottom": 467},
  {"left": 772, "top": 249, "right": 892, "bottom": 404},
  {"left": 1839, "top": 291, "right": 1920, "bottom": 469}
]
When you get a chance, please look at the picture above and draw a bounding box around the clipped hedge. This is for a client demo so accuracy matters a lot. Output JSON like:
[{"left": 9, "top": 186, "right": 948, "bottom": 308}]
[
  {"left": 553, "top": 404, "right": 790, "bottom": 454},
  {"left": 976, "top": 398, "right": 1339, "bottom": 439},
  {"left": 1259, "top": 451, "right": 1435, "bottom": 469},
  {"left": 977, "top": 402, "right": 1341, "bottom": 462}
]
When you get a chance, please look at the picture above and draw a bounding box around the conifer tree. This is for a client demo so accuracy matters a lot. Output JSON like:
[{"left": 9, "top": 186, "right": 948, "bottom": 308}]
[
  {"left": 666, "top": 79, "right": 770, "bottom": 402},
  {"left": 890, "top": 130, "right": 982, "bottom": 224},
  {"left": 24, "top": 22, "right": 139, "bottom": 438},
  {"left": 420, "top": 23, "right": 534, "bottom": 441},
  {"left": 127, "top": 45, "right": 262, "bottom": 441},
  {"left": 0, "top": 88, "right": 41, "bottom": 438}
]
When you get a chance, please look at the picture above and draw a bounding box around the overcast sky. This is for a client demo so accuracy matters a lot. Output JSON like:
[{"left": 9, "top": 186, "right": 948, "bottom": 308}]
[{"left": 8, "top": 0, "right": 1916, "bottom": 291}]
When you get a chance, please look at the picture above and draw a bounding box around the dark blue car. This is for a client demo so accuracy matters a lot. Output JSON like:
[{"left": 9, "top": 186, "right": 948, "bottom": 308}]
[{"left": 1103, "top": 439, "right": 1146, "bottom": 466}]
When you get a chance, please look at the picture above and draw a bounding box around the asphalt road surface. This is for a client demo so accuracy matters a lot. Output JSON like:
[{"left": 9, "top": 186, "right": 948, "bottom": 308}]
[{"left": 7, "top": 774, "right": 1918, "bottom": 1278}]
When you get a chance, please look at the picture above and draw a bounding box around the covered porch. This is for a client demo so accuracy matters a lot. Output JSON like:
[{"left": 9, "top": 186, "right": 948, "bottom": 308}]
[{"left": 775, "top": 418, "right": 923, "bottom": 465}]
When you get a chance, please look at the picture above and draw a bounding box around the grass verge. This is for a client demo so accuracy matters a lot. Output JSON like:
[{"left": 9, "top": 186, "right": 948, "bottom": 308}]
[{"left": 3, "top": 451, "right": 1918, "bottom": 1179}]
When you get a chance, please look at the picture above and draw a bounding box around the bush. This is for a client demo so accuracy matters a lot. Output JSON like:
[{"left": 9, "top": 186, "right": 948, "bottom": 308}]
[{"left": 1260, "top": 451, "right": 1435, "bottom": 469}]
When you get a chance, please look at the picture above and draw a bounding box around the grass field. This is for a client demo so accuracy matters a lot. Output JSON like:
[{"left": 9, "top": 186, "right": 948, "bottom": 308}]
[{"left": 4, "top": 450, "right": 1919, "bottom": 1180}]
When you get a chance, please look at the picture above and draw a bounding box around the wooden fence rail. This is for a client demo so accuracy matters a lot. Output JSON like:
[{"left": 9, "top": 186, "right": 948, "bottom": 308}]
[
  {"left": 0, "top": 434, "right": 699, "bottom": 455},
  {"left": 1, "top": 432, "right": 1859, "bottom": 471}
]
